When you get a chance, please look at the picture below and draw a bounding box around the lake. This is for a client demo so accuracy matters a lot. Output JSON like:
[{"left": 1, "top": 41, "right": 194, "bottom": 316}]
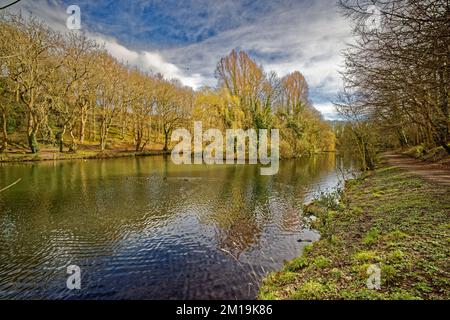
[{"left": 0, "top": 154, "right": 357, "bottom": 299}]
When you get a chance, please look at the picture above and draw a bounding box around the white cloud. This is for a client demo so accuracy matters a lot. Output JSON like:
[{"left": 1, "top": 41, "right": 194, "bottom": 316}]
[
  {"left": 161, "top": 0, "right": 352, "bottom": 96},
  {"left": 10, "top": 1, "right": 205, "bottom": 89},
  {"left": 313, "top": 102, "right": 340, "bottom": 120},
  {"left": 11, "top": 0, "right": 353, "bottom": 116},
  {"left": 97, "top": 37, "right": 204, "bottom": 88}
]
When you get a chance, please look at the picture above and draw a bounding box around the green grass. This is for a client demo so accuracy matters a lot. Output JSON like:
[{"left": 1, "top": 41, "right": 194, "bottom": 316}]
[
  {"left": 0, "top": 145, "right": 169, "bottom": 163},
  {"left": 259, "top": 166, "right": 450, "bottom": 300}
]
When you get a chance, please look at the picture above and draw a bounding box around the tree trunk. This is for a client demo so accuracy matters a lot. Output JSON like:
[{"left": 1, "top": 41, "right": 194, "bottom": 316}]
[
  {"left": 1, "top": 108, "right": 7, "bottom": 150},
  {"left": 69, "top": 128, "right": 77, "bottom": 153},
  {"left": 442, "top": 141, "right": 450, "bottom": 154},
  {"left": 121, "top": 111, "right": 126, "bottom": 141},
  {"left": 90, "top": 105, "right": 96, "bottom": 141},
  {"left": 397, "top": 128, "right": 409, "bottom": 148},
  {"left": 57, "top": 125, "right": 66, "bottom": 153},
  {"left": 79, "top": 106, "right": 87, "bottom": 144},
  {"left": 163, "top": 129, "right": 169, "bottom": 152},
  {"left": 135, "top": 128, "right": 141, "bottom": 152},
  {"left": 135, "top": 128, "right": 142, "bottom": 152},
  {"left": 100, "top": 120, "right": 108, "bottom": 151},
  {"left": 100, "top": 127, "right": 106, "bottom": 151},
  {"left": 28, "top": 131, "right": 39, "bottom": 154},
  {"left": 27, "top": 113, "right": 40, "bottom": 154}
]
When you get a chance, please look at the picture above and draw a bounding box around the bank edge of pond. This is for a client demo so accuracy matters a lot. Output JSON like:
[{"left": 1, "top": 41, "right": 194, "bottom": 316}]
[
  {"left": 0, "top": 149, "right": 171, "bottom": 164},
  {"left": 0, "top": 149, "right": 336, "bottom": 164},
  {"left": 259, "top": 165, "right": 450, "bottom": 300}
]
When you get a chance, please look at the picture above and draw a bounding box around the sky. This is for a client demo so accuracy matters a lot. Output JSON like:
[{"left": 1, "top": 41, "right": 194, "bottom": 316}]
[{"left": 7, "top": 0, "right": 354, "bottom": 119}]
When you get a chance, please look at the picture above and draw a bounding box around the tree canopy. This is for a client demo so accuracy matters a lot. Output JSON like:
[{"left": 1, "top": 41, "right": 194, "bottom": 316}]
[{"left": 0, "top": 13, "right": 335, "bottom": 158}]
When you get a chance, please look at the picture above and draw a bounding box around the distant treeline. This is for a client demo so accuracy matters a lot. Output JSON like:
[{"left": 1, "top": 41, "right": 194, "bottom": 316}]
[
  {"left": 0, "top": 13, "right": 335, "bottom": 158},
  {"left": 335, "top": 0, "right": 449, "bottom": 170}
]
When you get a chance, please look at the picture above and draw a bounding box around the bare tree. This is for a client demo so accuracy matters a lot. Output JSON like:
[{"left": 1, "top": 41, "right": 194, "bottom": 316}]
[
  {"left": 52, "top": 32, "right": 98, "bottom": 152},
  {"left": 2, "top": 15, "right": 62, "bottom": 153},
  {"left": 156, "top": 79, "right": 192, "bottom": 151},
  {"left": 338, "top": 0, "right": 450, "bottom": 153}
]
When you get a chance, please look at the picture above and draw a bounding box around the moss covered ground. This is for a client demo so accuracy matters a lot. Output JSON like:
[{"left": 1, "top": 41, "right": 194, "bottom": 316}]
[{"left": 259, "top": 165, "right": 450, "bottom": 300}]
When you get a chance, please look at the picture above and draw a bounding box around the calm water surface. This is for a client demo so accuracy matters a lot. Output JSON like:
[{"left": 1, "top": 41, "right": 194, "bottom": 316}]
[{"left": 0, "top": 154, "right": 357, "bottom": 299}]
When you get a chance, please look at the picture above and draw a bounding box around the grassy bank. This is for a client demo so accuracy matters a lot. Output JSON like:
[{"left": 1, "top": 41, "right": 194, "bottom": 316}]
[
  {"left": 0, "top": 149, "right": 170, "bottom": 163},
  {"left": 0, "top": 139, "right": 170, "bottom": 163},
  {"left": 259, "top": 165, "right": 450, "bottom": 300}
]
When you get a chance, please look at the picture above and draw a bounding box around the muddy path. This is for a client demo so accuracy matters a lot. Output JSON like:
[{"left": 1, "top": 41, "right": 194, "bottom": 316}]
[{"left": 383, "top": 152, "right": 450, "bottom": 186}]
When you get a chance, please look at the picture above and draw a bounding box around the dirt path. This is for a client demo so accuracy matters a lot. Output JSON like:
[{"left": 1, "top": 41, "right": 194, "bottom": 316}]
[{"left": 383, "top": 152, "right": 450, "bottom": 186}]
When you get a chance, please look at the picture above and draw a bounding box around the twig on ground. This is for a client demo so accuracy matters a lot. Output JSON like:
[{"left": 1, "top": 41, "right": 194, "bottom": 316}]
[{"left": 0, "top": 178, "right": 22, "bottom": 193}]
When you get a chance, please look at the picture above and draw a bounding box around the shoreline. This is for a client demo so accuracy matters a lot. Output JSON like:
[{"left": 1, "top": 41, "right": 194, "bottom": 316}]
[
  {"left": 0, "top": 149, "right": 172, "bottom": 164},
  {"left": 0, "top": 148, "right": 337, "bottom": 165},
  {"left": 258, "top": 161, "right": 450, "bottom": 300}
]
